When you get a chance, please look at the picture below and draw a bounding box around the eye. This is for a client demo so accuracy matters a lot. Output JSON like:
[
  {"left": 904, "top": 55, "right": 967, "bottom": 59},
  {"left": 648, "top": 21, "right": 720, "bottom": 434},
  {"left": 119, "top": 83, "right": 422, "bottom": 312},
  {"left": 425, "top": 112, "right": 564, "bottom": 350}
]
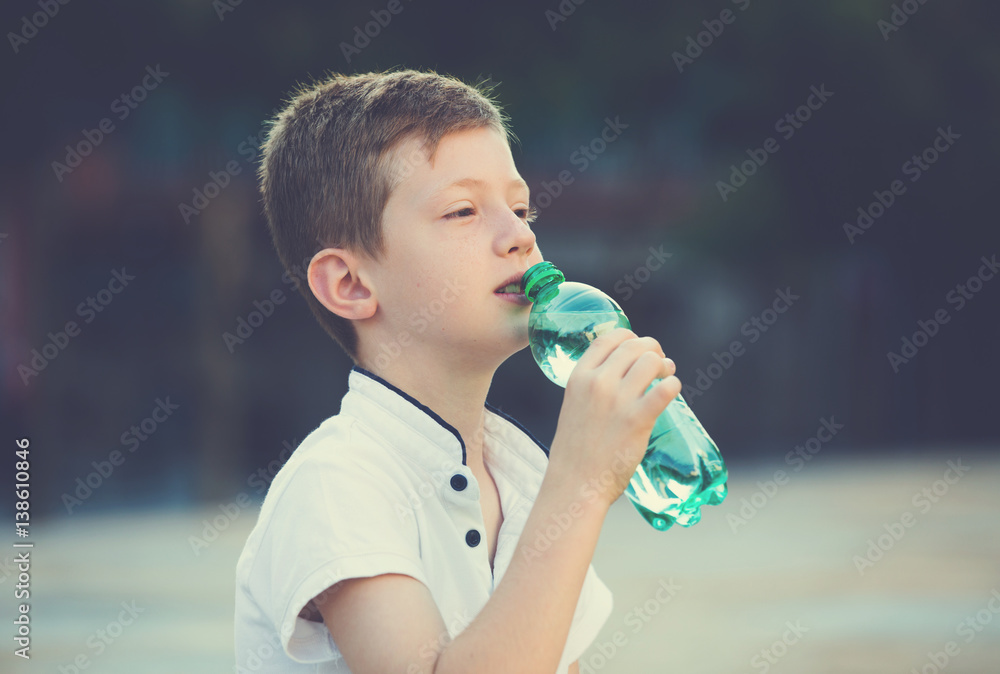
[
  {"left": 444, "top": 207, "right": 476, "bottom": 220},
  {"left": 516, "top": 204, "right": 539, "bottom": 225}
]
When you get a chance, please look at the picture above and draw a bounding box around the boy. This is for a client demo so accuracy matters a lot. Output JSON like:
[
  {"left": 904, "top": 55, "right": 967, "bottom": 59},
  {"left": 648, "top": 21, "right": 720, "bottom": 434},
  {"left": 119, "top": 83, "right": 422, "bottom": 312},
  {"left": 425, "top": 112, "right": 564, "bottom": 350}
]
[{"left": 234, "top": 68, "right": 681, "bottom": 673}]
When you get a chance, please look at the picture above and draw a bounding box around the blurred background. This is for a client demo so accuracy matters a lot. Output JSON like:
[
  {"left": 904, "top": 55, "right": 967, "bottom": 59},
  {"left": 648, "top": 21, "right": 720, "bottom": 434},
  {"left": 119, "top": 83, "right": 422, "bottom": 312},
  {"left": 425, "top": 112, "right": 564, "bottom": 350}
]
[{"left": 1, "top": 1, "right": 998, "bottom": 672}]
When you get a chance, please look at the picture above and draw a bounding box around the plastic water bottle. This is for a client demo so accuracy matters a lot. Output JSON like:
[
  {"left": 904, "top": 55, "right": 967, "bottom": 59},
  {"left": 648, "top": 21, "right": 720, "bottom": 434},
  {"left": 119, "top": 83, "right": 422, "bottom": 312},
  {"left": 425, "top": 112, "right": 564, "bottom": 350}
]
[{"left": 522, "top": 261, "right": 728, "bottom": 531}]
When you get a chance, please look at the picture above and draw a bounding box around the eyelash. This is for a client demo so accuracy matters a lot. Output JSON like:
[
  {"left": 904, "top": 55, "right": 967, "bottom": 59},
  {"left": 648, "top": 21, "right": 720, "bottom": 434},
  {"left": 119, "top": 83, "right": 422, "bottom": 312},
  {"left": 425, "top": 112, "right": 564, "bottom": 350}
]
[{"left": 445, "top": 205, "right": 539, "bottom": 225}]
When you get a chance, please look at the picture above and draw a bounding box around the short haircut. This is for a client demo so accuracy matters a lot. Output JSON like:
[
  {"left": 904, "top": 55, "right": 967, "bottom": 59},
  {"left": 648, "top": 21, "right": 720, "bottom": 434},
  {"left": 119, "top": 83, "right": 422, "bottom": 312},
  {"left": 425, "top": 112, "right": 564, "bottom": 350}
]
[{"left": 258, "top": 68, "right": 513, "bottom": 361}]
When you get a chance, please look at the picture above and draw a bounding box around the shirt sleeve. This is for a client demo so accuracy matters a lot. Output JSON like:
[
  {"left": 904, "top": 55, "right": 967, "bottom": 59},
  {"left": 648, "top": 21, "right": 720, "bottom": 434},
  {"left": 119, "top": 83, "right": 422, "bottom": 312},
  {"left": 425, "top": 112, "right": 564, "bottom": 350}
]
[
  {"left": 557, "top": 563, "right": 614, "bottom": 672},
  {"left": 242, "top": 423, "right": 428, "bottom": 664}
]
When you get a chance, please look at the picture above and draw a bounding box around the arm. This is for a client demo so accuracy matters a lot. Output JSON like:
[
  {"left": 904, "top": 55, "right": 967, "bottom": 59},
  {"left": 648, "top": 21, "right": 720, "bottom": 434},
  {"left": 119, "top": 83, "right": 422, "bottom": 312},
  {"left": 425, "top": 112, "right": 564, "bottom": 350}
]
[
  {"left": 569, "top": 660, "right": 580, "bottom": 674},
  {"left": 317, "top": 477, "right": 607, "bottom": 674},
  {"left": 317, "top": 329, "right": 679, "bottom": 674}
]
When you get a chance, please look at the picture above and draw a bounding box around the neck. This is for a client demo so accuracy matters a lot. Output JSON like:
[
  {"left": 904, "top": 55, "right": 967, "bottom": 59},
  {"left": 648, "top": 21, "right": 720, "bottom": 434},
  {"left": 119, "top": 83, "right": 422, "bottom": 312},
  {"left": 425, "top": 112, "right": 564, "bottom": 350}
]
[{"left": 356, "top": 348, "right": 499, "bottom": 470}]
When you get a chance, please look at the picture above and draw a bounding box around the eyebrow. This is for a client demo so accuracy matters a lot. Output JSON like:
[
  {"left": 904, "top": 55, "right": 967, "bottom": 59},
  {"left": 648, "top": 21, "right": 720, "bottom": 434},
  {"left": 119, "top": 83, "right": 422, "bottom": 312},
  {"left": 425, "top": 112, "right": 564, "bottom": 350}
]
[{"left": 428, "top": 177, "right": 530, "bottom": 203}]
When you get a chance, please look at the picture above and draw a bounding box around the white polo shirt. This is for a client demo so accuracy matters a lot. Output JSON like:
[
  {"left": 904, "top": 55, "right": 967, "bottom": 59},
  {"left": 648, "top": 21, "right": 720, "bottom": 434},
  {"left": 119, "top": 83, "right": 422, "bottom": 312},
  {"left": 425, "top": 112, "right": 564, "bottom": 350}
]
[{"left": 235, "top": 365, "right": 613, "bottom": 673}]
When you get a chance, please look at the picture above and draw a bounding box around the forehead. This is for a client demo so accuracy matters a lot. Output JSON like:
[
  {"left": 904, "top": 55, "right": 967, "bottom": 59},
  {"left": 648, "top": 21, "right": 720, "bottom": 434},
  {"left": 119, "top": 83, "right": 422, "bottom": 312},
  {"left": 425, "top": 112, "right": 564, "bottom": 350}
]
[{"left": 383, "top": 127, "right": 521, "bottom": 203}]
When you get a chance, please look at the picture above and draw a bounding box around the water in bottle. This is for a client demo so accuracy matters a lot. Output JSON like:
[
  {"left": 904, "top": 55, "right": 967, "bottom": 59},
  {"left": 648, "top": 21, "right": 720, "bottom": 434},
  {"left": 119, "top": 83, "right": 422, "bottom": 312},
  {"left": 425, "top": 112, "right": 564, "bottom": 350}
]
[{"left": 522, "top": 261, "right": 728, "bottom": 531}]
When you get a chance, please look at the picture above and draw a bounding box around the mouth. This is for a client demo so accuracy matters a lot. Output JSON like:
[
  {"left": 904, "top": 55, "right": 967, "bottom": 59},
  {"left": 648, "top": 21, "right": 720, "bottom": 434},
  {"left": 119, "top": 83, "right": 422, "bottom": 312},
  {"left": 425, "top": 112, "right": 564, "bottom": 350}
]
[
  {"left": 493, "top": 273, "right": 526, "bottom": 296},
  {"left": 494, "top": 272, "right": 531, "bottom": 306}
]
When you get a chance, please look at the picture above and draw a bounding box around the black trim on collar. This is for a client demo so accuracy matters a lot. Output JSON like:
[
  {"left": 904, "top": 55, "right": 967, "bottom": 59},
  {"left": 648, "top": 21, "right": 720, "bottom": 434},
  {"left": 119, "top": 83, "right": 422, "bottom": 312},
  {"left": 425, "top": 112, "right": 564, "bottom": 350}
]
[
  {"left": 485, "top": 402, "right": 551, "bottom": 459},
  {"left": 351, "top": 365, "right": 468, "bottom": 466}
]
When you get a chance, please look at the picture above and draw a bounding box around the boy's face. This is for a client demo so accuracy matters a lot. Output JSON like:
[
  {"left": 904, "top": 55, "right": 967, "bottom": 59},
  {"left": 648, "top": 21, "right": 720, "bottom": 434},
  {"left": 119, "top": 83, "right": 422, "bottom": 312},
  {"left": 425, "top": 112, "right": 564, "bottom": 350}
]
[{"left": 361, "top": 126, "right": 543, "bottom": 368}]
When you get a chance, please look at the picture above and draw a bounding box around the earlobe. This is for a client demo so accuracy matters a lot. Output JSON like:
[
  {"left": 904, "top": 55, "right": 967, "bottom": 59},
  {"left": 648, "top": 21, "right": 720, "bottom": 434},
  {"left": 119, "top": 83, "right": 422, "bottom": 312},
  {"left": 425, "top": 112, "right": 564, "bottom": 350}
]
[{"left": 307, "top": 249, "right": 377, "bottom": 320}]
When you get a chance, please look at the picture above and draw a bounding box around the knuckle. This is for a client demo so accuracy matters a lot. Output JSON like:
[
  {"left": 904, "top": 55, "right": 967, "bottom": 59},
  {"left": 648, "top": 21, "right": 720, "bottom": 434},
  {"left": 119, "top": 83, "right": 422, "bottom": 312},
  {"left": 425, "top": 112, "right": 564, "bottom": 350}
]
[
  {"left": 599, "top": 327, "right": 631, "bottom": 341},
  {"left": 660, "top": 376, "right": 681, "bottom": 398},
  {"left": 565, "top": 369, "right": 590, "bottom": 392},
  {"left": 624, "top": 404, "right": 647, "bottom": 426},
  {"left": 569, "top": 368, "right": 599, "bottom": 394},
  {"left": 611, "top": 328, "right": 637, "bottom": 342},
  {"left": 589, "top": 372, "right": 616, "bottom": 397}
]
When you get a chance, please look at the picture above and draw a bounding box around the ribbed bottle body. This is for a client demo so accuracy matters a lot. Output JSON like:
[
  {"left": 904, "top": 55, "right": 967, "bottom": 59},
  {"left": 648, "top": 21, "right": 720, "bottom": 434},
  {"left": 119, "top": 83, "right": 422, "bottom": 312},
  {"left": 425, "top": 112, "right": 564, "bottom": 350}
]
[{"left": 525, "top": 263, "right": 728, "bottom": 531}]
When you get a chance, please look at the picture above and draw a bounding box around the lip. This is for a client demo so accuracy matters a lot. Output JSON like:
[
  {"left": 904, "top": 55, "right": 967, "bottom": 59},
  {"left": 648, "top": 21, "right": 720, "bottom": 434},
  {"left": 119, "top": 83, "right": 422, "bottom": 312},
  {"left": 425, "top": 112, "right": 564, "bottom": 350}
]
[
  {"left": 493, "top": 271, "right": 531, "bottom": 306},
  {"left": 495, "top": 291, "right": 532, "bottom": 306},
  {"left": 493, "top": 272, "right": 527, "bottom": 295}
]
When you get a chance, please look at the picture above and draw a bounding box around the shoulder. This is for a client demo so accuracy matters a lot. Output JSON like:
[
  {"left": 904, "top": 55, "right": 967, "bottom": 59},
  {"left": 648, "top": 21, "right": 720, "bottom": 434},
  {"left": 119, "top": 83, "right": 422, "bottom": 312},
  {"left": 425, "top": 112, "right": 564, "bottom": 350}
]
[
  {"left": 240, "top": 412, "right": 420, "bottom": 564},
  {"left": 235, "top": 410, "right": 425, "bottom": 598},
  {"left": 267, "top": 412, "right": 405, "bottom": 492}
]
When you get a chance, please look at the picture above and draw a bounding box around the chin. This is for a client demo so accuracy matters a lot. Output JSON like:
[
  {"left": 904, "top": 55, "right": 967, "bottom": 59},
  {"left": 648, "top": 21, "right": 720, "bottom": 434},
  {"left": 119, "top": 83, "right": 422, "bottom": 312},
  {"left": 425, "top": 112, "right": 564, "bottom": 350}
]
[{"left": 491, "top": 328, "right": 530, "bottom": 362}]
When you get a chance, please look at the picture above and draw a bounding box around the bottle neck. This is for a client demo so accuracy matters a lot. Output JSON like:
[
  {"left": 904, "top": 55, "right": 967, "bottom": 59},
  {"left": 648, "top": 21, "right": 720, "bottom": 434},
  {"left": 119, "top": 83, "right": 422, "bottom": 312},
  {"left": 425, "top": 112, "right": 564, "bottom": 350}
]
[
  {"left": 523, "top": 261, "right": 566, "bottom": 303},
  {"left": 532, "top": 278, "right": 562, "bottom": 304}
]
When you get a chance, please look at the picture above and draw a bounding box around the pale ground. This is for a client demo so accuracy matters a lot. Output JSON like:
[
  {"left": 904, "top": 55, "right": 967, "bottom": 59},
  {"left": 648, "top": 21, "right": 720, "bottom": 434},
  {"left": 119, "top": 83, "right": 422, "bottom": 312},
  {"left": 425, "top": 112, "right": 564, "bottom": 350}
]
[{"left": 4, "top": 451, "right": 999, "bottom": 673}]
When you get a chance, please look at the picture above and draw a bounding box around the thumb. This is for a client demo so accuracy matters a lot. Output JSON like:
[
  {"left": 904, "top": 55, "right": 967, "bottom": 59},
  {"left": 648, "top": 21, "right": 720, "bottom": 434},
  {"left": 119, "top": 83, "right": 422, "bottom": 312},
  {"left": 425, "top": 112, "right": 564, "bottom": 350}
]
[{"left": 638, "top": 376, "right": 681, "bottom": 420}]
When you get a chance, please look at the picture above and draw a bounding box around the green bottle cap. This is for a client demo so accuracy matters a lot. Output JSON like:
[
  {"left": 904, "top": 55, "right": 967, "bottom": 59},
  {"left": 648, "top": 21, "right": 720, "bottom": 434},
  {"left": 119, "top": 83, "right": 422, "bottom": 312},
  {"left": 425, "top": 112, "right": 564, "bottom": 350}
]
[{"left": 522, "top": 261, "right": 565, "bottom": 302}]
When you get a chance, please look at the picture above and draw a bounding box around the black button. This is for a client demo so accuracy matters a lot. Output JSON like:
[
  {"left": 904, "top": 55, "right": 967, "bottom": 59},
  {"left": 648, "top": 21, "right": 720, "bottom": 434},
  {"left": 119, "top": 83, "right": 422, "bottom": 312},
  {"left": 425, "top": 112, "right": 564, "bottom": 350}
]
[
  {"left": 450, "top": 474, "right": 468, "bottom": 491},
  {"left": 465, "top": 529, "right": 481, "bottom": 547}
]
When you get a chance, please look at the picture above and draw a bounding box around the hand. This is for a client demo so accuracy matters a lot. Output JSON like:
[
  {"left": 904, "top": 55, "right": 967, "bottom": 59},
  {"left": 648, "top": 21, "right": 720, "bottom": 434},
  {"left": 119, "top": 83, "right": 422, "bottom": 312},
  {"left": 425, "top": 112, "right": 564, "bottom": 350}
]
[{"left": 547, "top": 328, "right": 681, "bottom": 509}]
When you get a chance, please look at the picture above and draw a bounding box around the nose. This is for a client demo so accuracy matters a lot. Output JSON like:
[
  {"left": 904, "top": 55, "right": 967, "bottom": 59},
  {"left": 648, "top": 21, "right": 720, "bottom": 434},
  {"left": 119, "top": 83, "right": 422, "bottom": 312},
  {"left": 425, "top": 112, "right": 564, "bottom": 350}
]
[{"left": 494, "top": 207, "right": 536, "bottom": 258}]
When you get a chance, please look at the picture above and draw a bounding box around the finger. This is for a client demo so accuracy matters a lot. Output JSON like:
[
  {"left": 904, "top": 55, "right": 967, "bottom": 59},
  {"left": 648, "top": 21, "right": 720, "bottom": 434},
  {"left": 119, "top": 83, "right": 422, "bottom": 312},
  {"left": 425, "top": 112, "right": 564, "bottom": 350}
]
[
  {"left": 573, "top": 327, "right": 637, "bottom": 373},
  {"left": 620, "top": 352, "right": 675, "bottom": 399},
  {"left": 637, "top": 375, "right": 682, "bottom": 419},
  {"left": 597, "top": 336, "right": 665, "bottom": 382},
  {"left": 659, "top": 357, "right": 676, "bottom": 379}
]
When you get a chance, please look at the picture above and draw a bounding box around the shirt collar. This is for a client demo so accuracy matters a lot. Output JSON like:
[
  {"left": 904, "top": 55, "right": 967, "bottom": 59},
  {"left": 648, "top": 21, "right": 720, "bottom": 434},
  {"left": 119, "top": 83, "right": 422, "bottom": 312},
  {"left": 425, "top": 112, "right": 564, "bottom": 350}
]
[{"left": 342, "top": 365, "right": 550, "bottom": 475}]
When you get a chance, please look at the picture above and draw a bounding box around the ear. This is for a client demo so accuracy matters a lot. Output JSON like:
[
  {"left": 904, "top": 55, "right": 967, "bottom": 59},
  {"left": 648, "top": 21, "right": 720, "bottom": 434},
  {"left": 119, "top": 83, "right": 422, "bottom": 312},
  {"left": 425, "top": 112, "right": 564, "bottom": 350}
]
[{"left": 307, "top": 248, "right": 377, "bottom": 320}]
